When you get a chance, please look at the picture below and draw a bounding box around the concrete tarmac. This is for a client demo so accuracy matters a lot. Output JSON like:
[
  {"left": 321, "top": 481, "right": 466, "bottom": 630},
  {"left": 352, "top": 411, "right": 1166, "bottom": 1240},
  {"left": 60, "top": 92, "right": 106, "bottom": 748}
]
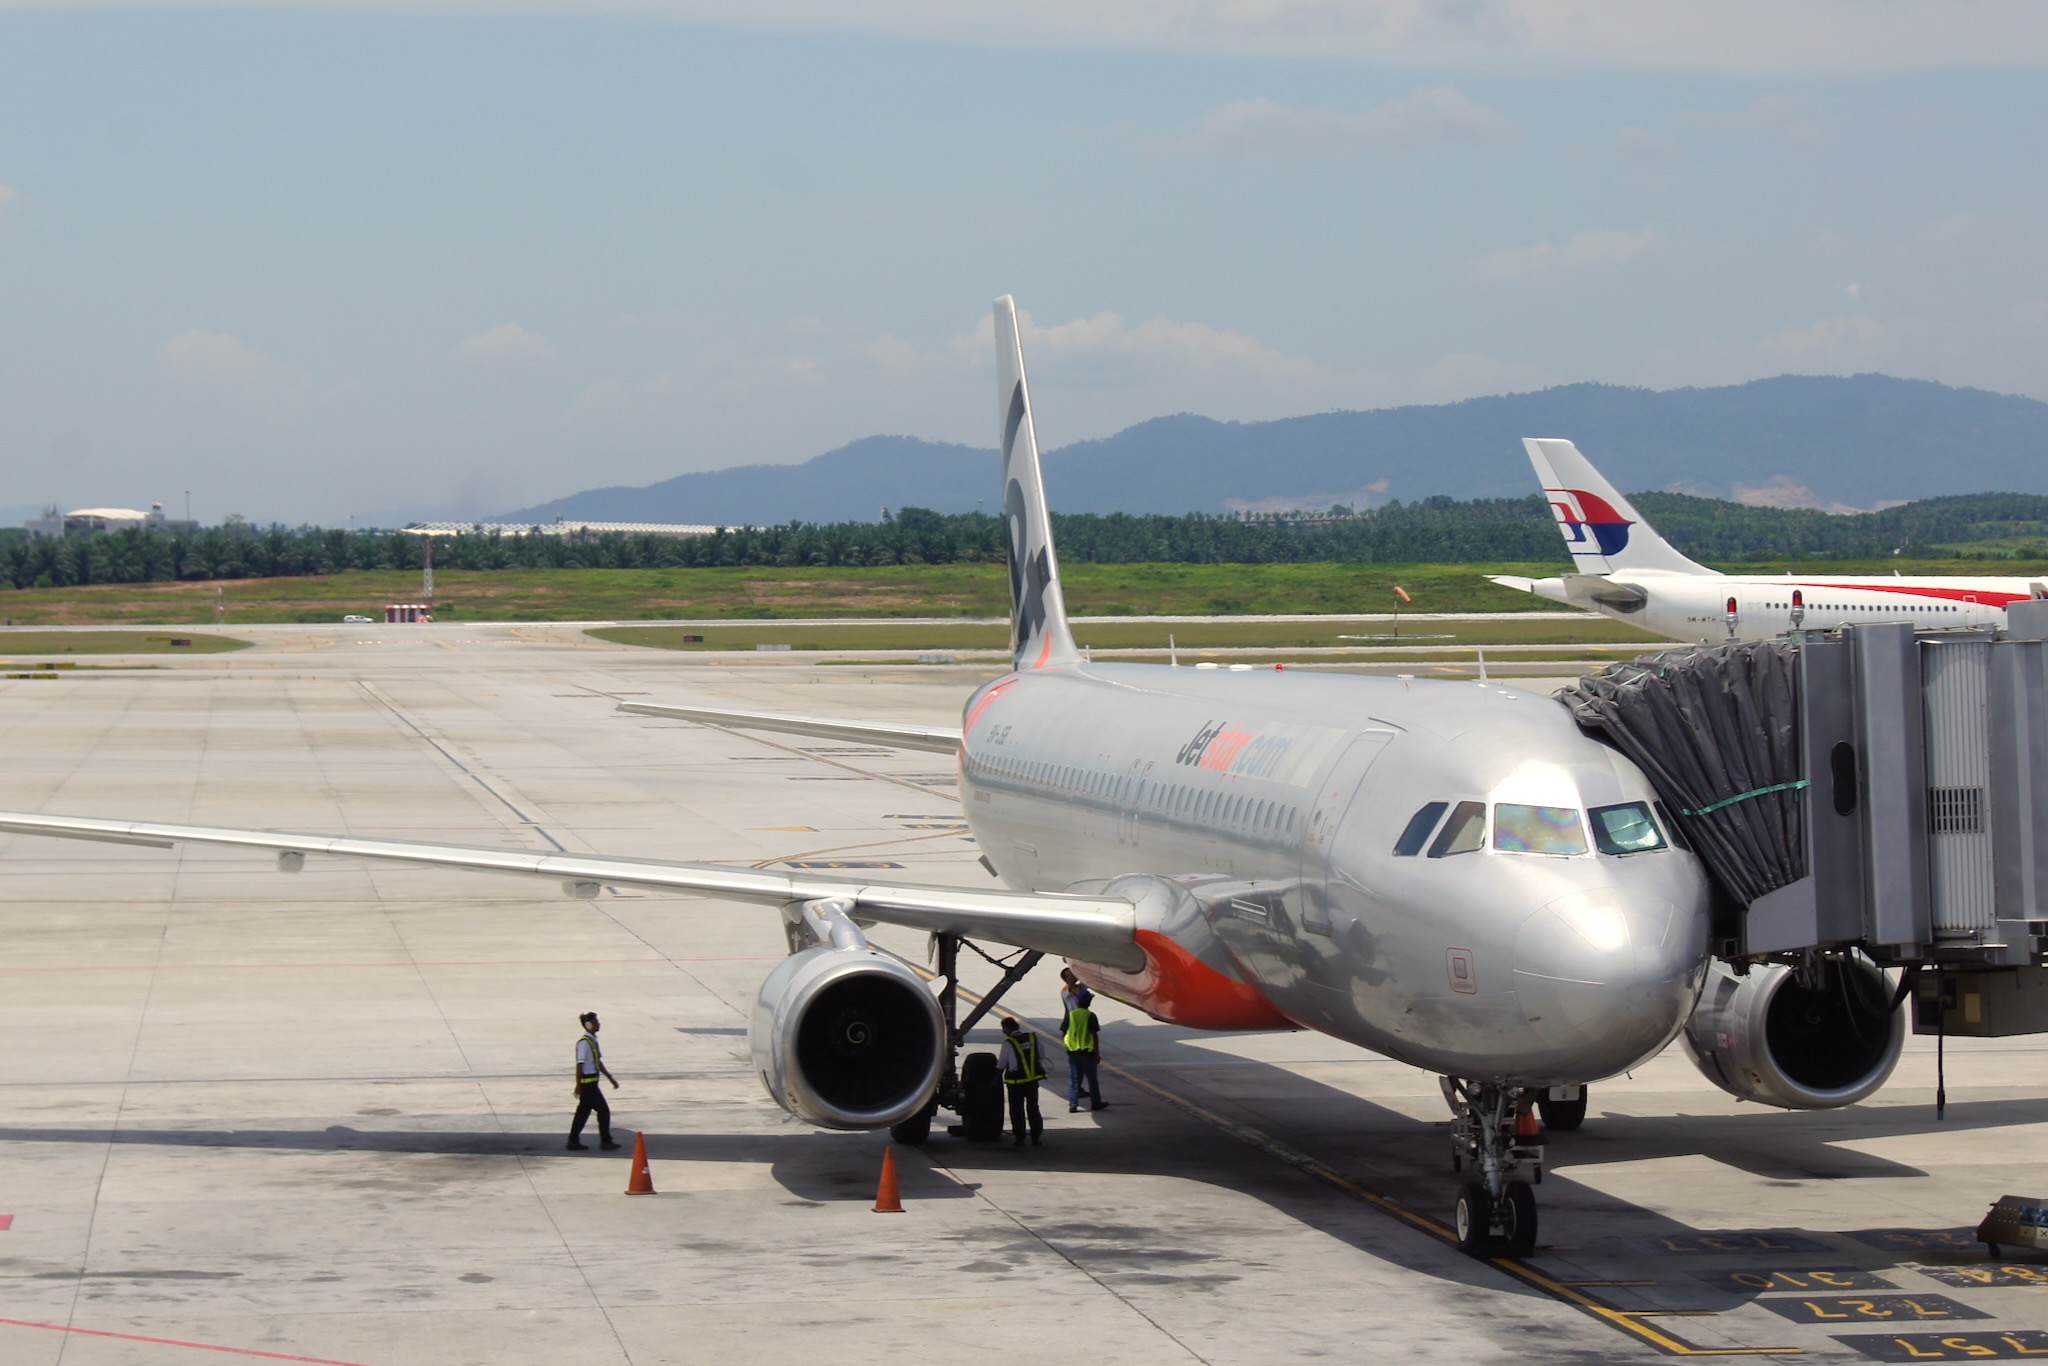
[{"left": 3, "top": 622, "right": 2046, "bottom": 1365}]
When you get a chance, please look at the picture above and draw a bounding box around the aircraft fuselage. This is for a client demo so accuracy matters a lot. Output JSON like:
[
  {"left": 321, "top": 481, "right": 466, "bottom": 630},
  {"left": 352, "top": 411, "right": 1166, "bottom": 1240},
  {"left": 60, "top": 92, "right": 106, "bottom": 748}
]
[
  {"left": 1527, "top": 571, "right": 2036, "bottom": 643},
  {"left": 957, "top": 662, "right": 1712, "bottom": 1087}
]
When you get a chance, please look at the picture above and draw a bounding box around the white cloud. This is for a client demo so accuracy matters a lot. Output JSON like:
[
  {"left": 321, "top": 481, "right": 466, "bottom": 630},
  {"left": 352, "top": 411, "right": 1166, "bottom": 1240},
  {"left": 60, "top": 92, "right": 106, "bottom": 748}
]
[
  {"left": 152, "top": 331, "right": 327, "bottom": 439},
  {"left": 948, "top": 306, "right": 1330, "bottom": 387},
  {"left": 1181, "top": 86, "right": 1512, "bottom": 155},
  {"left": 1731, "top": 475, "right": 1904, "bottom": 515},
  {"left": 1614, "top": 125, "right": 1675, "bottom": 164},
  {"left": 1469, "top": 226, "right": 1660, "bottom": 286},
  {"left": 455, "top": 322, "right": 554, "bottom": 360},
  {"left": 0, "top": 184, "right": 17, "bottom": 226},
  {"left": 1755, "top": 313, "right": 1890, "bottom": 366},
  {"left": 160, "top": 330, "right": 296, "bottom": 385},
  {"left": 1678, "top": 94, "right": 1825, "bottom": 145}
]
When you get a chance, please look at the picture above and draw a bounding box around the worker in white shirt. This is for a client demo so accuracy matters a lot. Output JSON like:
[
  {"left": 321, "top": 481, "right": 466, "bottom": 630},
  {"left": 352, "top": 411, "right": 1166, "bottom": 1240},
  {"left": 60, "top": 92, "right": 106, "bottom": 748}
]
[
  {"left": 568, "top": 1011, "right": 621, "bottom": 1151},
  {"left": 998, "top": 1016, "right": 1045, "bottom": 1147}
]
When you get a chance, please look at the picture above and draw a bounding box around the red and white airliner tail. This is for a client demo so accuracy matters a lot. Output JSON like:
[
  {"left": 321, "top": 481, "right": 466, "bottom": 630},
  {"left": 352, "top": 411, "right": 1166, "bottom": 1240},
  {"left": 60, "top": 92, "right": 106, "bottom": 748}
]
[{"left": 1494, "top": 439, "right": 2048, "bottom": 642}]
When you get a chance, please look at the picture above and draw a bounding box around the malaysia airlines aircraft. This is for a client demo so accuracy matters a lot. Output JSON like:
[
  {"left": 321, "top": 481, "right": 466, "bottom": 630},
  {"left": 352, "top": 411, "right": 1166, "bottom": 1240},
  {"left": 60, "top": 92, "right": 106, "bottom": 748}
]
[
  {"left": 0, "top": 298, "right": 1729, "bottom": 1256},
  {"left": 1492, "top": 437, "right": 2047, "bottom": 642}
]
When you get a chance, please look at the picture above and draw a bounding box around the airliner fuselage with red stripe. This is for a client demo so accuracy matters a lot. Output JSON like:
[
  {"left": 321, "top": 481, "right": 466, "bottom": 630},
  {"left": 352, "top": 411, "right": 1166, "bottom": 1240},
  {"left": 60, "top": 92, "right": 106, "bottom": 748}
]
[{"left": 1520, "top": 567, "right": 2040, "bottom": 642}]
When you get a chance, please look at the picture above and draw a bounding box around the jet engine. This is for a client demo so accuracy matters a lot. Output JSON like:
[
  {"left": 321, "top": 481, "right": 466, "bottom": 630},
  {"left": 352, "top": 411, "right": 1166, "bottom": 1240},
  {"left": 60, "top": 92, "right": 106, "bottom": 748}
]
[
  {"left": 750, "top": 915, "right": 945, "bottom": 1131},
  {"left": 1681, "top": 957, "right": 1904, "bottom": 1109}
]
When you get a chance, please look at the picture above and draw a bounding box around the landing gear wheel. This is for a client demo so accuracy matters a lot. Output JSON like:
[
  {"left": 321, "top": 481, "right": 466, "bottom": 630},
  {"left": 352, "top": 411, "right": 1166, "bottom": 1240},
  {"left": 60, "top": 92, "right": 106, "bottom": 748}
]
[
  {"left": 1537, "top": 1088, "right": 1587, "bottom": 1131},
  {"left": 1454, "top": 1182, "right": 1493, "bottom": 1254},
  {"left": 959, "top": 1051, "right": 1005, "bottom": 1142},
  {"left": 1498, "top": 1181, "right": 1538, "bottom": 1257},
  {"left": 889, "top": 1105, "right": 934, "bottom": 1146}
]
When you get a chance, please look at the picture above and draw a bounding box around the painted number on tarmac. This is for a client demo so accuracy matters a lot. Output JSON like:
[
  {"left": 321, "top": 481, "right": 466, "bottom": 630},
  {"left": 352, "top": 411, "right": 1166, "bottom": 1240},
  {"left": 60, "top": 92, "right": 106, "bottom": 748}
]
[
  {"left": 1852, "top": 1230, "right": 1984, "bottom": 1253},
  {"left": 1762, "top": 1295, "right": 1988, "bottom": 1324},
  {"left": 1837, "top": 1331, "right": 2048, "bottom": 1361},
  {"left": 1650, "top": 1230, "right": 1829, "bottom": 1254},
  {"left": 1918, "top": 1264, "right": 2048, "bottom": 1289},
  {"left": 1693, "top": 1267, "right": 1897, "bottom": 1293}
]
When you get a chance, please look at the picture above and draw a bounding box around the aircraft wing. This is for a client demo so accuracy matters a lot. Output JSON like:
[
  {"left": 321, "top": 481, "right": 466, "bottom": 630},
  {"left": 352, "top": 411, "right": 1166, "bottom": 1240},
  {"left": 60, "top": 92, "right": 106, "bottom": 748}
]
[
  {"left": 0, "top": 810, "right": 1142, "bottom": 970},
  {"left": 619, "top": 702, "right": 962, "bottom": 755}
]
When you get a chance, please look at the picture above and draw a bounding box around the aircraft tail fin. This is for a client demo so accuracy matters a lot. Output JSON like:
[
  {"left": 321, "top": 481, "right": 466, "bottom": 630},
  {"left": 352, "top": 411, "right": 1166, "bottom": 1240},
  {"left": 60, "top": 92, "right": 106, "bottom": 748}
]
[
  {"left": 1524, "top": 438, "right": 1712, "bottom": 576},
  {"left": 995, "top": 296, "right": 1081, "bottom": 670}
]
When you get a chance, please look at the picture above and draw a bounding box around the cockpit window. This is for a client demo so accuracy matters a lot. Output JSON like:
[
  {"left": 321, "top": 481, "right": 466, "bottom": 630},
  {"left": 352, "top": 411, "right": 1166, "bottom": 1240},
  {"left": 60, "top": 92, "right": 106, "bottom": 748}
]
[
  {"left": 1392, "top": 801, "right": 1448, "bottom": 857},
  {"left": 1491, "top": 804, "right": 1588, "bottom": 856},
  {"left": 1590, "top": 801, "right": 1667, "bottom": 855},
  {"left": 1654, "top": 800, "right": 1691, "bottom": 852},
  {"left": 1428, "top": 801, "right": 1487, "bottom": 857}
]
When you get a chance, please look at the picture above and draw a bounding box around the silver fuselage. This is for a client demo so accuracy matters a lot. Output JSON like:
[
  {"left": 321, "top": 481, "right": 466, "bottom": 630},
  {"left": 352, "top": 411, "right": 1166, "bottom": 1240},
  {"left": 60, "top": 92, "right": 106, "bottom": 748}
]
[{"left": 958, "top": 663, "right": 1712, "bottom": 1086}]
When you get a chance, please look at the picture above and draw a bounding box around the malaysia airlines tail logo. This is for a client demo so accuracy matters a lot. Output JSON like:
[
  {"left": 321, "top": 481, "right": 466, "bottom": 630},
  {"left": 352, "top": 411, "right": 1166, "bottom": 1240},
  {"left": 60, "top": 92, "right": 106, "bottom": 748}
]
[{"left": 1545, "top": 486, "right": 1633, "bottom": 558}]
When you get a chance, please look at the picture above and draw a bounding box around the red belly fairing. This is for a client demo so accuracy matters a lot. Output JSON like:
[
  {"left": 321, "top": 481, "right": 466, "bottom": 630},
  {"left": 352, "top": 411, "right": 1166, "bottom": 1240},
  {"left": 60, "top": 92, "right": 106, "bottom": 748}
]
[{"left": 1072, "top": 929, "right": 1296, "bottom": 1031}]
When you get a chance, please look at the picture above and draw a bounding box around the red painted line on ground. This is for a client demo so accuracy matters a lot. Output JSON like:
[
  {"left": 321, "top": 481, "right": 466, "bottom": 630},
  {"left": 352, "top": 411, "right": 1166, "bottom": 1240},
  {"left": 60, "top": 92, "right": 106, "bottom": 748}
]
[{"left": 0, "top": 1316, "right": 372, "bottom": 1365}]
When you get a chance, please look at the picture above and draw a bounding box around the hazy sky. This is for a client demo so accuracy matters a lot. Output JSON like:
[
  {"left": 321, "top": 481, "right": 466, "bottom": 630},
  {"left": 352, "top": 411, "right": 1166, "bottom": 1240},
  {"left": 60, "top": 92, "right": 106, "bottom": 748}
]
[{"left": 2, "top": 2, "right": 2045, "bottom": 524}]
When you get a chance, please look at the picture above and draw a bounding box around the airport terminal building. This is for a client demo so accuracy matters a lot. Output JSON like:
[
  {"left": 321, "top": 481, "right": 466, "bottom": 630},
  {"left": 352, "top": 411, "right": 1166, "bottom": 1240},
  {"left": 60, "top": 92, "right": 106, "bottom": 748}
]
[{"left": 25, "top": 502, "right": 199, "bottom": 538}]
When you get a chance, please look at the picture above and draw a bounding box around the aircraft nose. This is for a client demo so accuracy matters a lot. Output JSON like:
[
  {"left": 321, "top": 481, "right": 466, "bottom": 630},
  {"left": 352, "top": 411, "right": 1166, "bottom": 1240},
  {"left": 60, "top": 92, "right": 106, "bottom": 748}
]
[{"left": 1512, "top": 885, "right": 1708, "bottom": 1077}]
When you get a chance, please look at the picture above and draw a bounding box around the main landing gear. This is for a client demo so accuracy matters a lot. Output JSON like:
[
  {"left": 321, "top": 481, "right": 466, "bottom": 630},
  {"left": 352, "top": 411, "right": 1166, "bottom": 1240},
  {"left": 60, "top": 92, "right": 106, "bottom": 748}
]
[
  {"left": 1441, "top": 1078, "right": 1557, "bottom": 1258},
  {"left": 888, "top": 933, "right": 1042, "bottom": 1147}
]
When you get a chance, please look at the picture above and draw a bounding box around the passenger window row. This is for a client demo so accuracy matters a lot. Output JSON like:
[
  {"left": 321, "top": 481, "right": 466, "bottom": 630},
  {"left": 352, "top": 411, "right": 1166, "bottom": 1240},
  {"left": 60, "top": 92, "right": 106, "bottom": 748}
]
[{"left": 969, "top": 751, "right": 1301, "bottom": 837}]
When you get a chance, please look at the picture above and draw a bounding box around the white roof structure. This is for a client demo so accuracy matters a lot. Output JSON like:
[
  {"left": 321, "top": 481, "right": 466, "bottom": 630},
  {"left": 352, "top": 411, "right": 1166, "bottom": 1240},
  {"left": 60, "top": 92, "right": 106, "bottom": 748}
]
[{"left": 403, "top": 519, "right": 728, "bottom": 538}]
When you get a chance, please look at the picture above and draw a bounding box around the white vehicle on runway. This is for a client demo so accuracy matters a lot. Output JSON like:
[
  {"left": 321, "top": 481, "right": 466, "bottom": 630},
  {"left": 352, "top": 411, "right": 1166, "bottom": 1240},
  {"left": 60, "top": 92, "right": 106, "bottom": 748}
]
[
  {"left": 1493, "top": 438, "right": 2047, "bottom": 641},
  {"left": 0, "top": 301, "right": 1911, "bottom": 1256}
]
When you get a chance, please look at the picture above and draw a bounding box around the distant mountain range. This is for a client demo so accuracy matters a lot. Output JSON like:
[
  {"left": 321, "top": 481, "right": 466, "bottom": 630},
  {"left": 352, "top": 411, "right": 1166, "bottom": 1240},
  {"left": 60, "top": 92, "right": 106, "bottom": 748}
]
[{"left": 495, "top": 375, "right": 2048, "bottom": 526}]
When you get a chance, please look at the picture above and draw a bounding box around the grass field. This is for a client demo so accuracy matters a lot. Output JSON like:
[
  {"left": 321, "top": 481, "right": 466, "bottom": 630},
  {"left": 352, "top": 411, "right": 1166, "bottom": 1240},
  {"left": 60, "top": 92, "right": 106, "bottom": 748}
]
[
  {"left": 590, "top": 615, "right": 1666, "bottom": 652},
  {"left": 0, "top": 562, "right": 1561, "bottom": 625},
  {"left": 4, "top": 556, "right": 2041, "bottom": 627},
  {"left": 0, "top": 630, "right": 249, "bottom": 656}
]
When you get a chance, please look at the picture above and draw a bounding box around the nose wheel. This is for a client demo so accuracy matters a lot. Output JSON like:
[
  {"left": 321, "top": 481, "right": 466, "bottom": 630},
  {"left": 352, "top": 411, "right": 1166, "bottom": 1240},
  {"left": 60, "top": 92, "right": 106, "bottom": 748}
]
[{"left": 1443, "top": 1078, "right": 1540, "bottom": 1257}]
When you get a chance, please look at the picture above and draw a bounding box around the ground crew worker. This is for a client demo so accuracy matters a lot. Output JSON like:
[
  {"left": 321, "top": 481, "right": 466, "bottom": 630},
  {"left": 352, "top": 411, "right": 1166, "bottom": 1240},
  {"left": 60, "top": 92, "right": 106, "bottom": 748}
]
[
  {"left": 568, "top": 1011, "right": 621, "bottom": 1151},
  {"left": 1064, "top": 996, "right": 1107, "bottom": 1113},
  {"left": 998, "top": 1016, "right": 1045, "bottom": 1147},
  {"left": 1059, "top": 967, "right": 1093, "bottom": 1014}
]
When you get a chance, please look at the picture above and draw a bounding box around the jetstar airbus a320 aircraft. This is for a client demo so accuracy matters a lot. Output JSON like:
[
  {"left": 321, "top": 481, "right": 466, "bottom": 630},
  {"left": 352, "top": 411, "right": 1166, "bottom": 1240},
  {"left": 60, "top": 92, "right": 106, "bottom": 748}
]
[
  {"left": 2, "top": 299, "right": 1744, "bottom": 1256},
  {"left": 1492, "top": 437, "right": 2047, "bottom": 641}
]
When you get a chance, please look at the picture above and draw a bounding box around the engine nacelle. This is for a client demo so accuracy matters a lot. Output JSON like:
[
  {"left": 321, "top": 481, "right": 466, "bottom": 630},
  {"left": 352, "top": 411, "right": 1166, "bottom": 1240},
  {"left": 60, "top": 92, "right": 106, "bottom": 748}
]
[
  {"left": 750, "top": 946, "right": 945, "bottom": 1130},
  {"left": 1681, "top": 957, "right": 1904, "bottom": 1109}
]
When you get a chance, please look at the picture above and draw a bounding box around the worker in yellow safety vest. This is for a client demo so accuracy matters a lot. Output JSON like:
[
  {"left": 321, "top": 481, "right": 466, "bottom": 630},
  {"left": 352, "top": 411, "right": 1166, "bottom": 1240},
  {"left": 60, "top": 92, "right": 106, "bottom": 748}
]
[
  {"left": 998, "top": 1016, "right": 1045, "bottom": 1147},
  {"left": 1063, "top": 996, "right": 1108, "bottom": 1113},
  {"left": 568, "top": 1011, "right": 621, "bottom": 1151}
]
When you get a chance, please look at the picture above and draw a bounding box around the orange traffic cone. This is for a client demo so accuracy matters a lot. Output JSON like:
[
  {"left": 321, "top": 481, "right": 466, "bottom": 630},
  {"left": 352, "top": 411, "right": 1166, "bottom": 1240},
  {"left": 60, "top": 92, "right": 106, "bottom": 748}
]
[
  {"left": 873, "top": 1146, "right": 904, "bottom": 1214},
  {"left": 625, "top": 1133, "right": 656, "bottom": 1195},
  {"left": 1514, "top": 1108, "right": 1543, "bottom": 1143}
]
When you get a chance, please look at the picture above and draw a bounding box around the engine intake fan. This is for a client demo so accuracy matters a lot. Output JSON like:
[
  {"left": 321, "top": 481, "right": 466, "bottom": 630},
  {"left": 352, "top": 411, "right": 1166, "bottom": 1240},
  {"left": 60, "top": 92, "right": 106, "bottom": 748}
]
[
  {"left": 1682, "top": 956, "right": 1904, "bottom": 1109},
  {"left": 751, "top": 933, "right": 945, "bottom": 1131}
]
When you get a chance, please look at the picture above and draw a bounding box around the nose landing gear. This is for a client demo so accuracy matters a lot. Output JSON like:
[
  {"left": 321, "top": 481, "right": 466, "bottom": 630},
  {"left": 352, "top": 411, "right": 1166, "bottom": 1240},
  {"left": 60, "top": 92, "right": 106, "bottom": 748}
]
[{"left": 1442, "top": 1078, "right": 1540, "bottom": 1257}]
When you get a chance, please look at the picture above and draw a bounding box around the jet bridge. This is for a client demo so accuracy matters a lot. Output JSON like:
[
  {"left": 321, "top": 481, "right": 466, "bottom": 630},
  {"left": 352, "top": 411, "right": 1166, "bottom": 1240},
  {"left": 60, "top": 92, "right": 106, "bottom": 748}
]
[{"left": 1559, "top": 600, "right": 2048, "bottom": 1040}]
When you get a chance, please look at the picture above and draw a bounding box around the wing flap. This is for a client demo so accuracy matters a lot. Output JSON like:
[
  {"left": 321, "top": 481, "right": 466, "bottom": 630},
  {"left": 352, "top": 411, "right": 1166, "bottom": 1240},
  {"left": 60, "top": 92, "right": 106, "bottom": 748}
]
[
  {"left": 0, "top": 810, "right": 1140, "bottom": 970},
  {"left": 618, "top": 702, "right": 961, "bottom": 754}
]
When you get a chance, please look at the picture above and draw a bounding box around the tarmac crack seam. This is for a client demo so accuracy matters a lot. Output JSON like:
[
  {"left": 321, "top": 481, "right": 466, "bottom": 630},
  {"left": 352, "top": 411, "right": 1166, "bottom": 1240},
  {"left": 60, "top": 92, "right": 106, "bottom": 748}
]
[
  {"left": 487, "top": 1083, "right": 639, "bottom": 1366},
  {"left": 916, "top": 963, "right": 1795, "bottom": 1360},
  {"left": 364, "top": 677, "right": 749, "bottom": 1021},
  {"left": 355, "top": 680, "right": 566, "bottom": 851},
  {"left": 678, "top": 717, "right": 963, "bottom": 804},
  {"left": 916, "top": 1147, "right": 1214, "bottom": 1365},
  {"left": 55, "top": 843, "right": 172, "bottom": 1365}
]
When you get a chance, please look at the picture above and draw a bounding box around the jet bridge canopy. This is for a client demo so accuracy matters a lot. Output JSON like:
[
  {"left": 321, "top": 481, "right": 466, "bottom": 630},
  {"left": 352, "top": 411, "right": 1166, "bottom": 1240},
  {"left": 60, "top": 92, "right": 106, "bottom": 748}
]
[{"left": 1557, "top": 602, "right": 2048, "bottom": 1034}]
